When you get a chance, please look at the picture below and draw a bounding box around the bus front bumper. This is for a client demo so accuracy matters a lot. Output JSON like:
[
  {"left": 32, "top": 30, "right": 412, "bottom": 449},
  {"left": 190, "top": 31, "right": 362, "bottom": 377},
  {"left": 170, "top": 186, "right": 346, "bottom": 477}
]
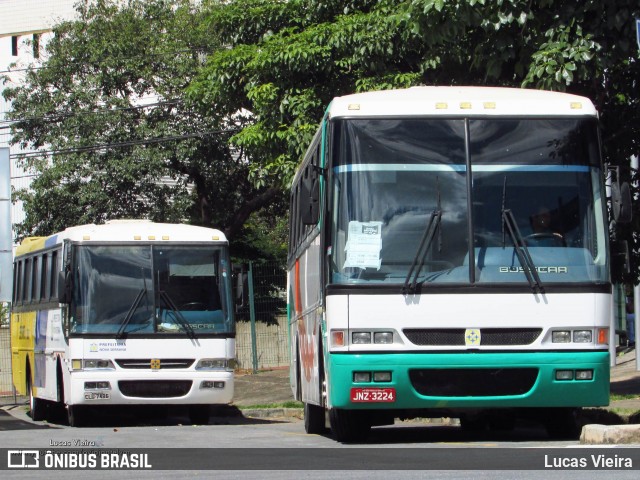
[
  {"left": 327, "top": 351, "right": 610, "bottom": 410},
  {"left": 67, "top": 370, "right": 234, "bottom": 406}
]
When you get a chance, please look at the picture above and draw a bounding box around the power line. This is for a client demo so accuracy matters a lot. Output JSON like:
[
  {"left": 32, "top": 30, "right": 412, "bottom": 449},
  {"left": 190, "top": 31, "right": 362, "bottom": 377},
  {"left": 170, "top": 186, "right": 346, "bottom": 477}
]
[
  {"left": 0, "top": 99, "right": 183, "bottom": 128},
  {"left": 8, "top": 129, "right": 238, "bottom": 160},
  {"left": 0, "top": 46, "right": 214, "bottom": 75}
]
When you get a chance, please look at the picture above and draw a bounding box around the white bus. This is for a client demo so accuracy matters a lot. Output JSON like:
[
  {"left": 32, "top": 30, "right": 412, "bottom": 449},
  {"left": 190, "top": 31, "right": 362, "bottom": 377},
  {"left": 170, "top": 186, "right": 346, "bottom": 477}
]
[
  {"left": 11, "top": 220, "right": 235, "bottom": 426},
  {"left": 288, "top": 86, "right": 621, "bottom": 442}
]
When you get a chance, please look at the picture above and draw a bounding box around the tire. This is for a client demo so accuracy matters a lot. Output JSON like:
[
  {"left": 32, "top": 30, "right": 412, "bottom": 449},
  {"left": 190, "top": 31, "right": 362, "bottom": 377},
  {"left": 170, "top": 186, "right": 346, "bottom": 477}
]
[
  {"left": 188, "top": 405, "right": 210, "bottom": 425},
  {"left": 67, "top": 405, "right": 88, "bottom": 427},
  {"left": 544, "top": 408, "right": 581, "bottom": 440},
  {"left": 329, "top": 408, "right": 371, "bottom": 443},
  {"left": 304, "top": 402, "right": 327, "bottom": 434},
  {"left": 27, "top": 375, "right": 46, "bottom": 422},
  {"left": 460, "top": 414, "right": 488, "bottom": 432}
]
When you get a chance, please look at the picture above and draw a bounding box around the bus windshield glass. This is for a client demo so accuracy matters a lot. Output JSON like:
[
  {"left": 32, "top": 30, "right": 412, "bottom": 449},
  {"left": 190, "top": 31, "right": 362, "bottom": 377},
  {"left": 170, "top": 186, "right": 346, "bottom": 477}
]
[
  {"left": 329, "top": 117, "right": 608, "bottom": 286},
  {"left": 70, "top": 245, "right": 233, "bottom": 335}
]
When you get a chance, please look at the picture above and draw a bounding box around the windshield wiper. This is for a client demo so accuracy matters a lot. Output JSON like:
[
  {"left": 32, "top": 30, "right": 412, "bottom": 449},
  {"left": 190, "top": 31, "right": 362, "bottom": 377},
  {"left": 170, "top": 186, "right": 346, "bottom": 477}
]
[
  {"left": 501, "top": 177, "right": 544, "bottom": 294},
  {"left": 159, "top": 290, "right": 196, "bottom": 339},
  {"left": 116, "top": 287, "right": 148, "bottom": 339},
  {"left": 403, "top": 178, "right": 443, "bottom": 295}
]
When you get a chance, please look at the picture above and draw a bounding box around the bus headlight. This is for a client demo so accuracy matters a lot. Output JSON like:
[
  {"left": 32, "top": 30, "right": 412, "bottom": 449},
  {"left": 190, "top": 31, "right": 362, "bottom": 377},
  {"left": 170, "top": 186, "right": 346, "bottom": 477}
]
[
  {"left": 82, "top": 359, "right": 115, "bottom": 370},
  {"left": 352, "top": 332, "right": 371, "bottom": 344},
  {"left": 573, "top": 330, "right": 592, "bottom": 343},
  {"left": 374, "top": 332, "right": 393, "bottom": 344},
  {"left": 196, "top": 359, "right": 231, "bottom": 371},
  {"left": 552, "top": 331, "right": 571, "bottom": 343}
]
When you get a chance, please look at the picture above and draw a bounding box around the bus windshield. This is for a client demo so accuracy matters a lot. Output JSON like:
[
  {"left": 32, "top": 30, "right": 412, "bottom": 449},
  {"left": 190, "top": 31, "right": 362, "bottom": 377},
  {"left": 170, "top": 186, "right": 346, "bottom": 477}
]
[
  {"left": 329, "top": 117, "right": 608, "bottom": 286},
  {"left": 70, "top": 245, "right": 233, "bottom": 335}
]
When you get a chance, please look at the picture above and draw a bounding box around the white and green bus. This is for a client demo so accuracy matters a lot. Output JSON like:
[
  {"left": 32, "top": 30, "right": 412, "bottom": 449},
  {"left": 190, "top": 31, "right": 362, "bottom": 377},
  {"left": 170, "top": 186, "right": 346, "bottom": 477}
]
[
  {"left": 11, "top": 220, "right": 235, "bottom": 426},
  {"left": 288, "top": 86, "right": 618, "bottom": 442}
]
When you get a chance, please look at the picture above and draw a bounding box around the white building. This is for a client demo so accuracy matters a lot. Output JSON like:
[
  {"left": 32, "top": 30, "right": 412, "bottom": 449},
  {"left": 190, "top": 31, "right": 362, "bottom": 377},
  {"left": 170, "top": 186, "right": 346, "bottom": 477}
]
[{"left": 0, "top": 0, "right": 80, "bottom": 232}]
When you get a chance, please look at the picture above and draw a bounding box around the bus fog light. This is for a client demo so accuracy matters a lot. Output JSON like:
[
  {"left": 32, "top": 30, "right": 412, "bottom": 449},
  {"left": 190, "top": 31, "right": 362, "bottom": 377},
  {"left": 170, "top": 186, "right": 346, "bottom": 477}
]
[
  {"left": 373, "top": 371, "right": 392, "bottom": 382},
  {"left": 352, "top": 332, "right": 372, "bottom": 344},
  {"left": 201, "top": 380, "right": 226, "bottom": 389},
  {"left": 575, "top": 370, "right": 593, "bottom": 381},
  {"left": 555, "top": 370, "right": 573, "bottom": 380},
  {"left": 573, "top": 330, "right": 592, "bottom": 343},
  {"left": 84, "top": 381, "right": 111, "bottom": 390},
  {"left": 72, "top": 359, "right": 83, "bottom": 371},
  {"left": 552, "top": 331, "right": 571, "bottom": 343},
  {"left": 353, "top": 372, "right": 371, "bottom": 383},
  {"left": 374, "top": 332, "right": 393, "bottom": 344}
]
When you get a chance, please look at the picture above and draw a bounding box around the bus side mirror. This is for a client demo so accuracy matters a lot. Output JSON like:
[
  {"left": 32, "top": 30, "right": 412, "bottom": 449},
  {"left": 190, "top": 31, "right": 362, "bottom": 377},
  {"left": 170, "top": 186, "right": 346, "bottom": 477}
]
[
  {"left": 57, "top": 270, "right": 71, "bottom": 304},
  {"left": 612, "top": 239, "right": 631, "bottom": 274},
  {"left": 233, "top": 265, "right": 248, "bottom": 310},
  {"left": 301, "top": 176, "right": 320, "bottom": 225},
  {"left": 611, "top": 180, "right": 632, "bottom": 224}
]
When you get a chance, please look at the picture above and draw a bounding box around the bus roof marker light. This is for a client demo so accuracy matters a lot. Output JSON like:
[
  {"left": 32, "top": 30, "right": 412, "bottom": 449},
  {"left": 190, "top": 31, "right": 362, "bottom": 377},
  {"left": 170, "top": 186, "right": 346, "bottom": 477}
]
[
  {"left": 348, "top": 104, "right": 360, "bottom": 110},
  {"left": 570, "top": 102, "right": 583, "bottom": 109},
  {"left": 460, "top": 102, "right": 472, "bottom": 109},
  {"left": 162, "top": 235, "right": 169, "bottom": 240},
  {"left": 82, "top": 235, "right": 90, "bottom": 240},
  {"left": 483, "top": 102, "right": 496, "bottom": 109},
  {"left": 134, "top": 235, "right": 141, "bottom": 240},
  {"left": 148, "top": 236, "right": 156, "bottom": 240},
  {"left": 435, "top": 102, "right": 448, "bottom": 109}
]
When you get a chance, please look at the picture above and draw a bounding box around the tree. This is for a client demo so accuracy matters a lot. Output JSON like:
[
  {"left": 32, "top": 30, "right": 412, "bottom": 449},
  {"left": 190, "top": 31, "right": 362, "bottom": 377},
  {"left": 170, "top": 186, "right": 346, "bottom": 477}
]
[
  {"left": 190, "top": 0, "right": 639, "bottom": 279},
  {"left": 2, "top": 0, "right": 283, "bottom": 246}
]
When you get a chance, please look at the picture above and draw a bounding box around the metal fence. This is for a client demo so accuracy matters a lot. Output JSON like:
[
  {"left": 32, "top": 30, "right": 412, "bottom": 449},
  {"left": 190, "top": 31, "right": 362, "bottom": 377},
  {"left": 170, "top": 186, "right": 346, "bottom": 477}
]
[
  {"left": 234, "top": 261, "right": 289, "bottom": 371},
  {"left": 0, "top": 261, "right": 289, "bottom": 403}
]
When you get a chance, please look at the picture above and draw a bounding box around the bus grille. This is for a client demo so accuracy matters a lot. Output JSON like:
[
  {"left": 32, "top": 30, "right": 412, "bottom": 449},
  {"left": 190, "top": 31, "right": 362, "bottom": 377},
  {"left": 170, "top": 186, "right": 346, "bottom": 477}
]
[
  {"left": 118, "top": 380, "right": 193, "bottom": 398},
  {"left": 115, "top": 359, "right": 195, "bottom": 369},
  {"left": 403, "top": 328, "right": 542, "bottom": 346},
  {"left": 409, "top": 368, "right": 538, "bottom": 397}
]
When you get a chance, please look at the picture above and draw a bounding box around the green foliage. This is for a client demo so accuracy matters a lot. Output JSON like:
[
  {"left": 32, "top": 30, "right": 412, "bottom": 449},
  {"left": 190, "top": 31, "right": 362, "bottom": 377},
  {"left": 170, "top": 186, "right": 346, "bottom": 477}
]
[
  {"left": 3, "top": 0, "right": 284, "bottom": 254},
  {"left": 190, "top": 0, "right": 639, "bottom": 280}
]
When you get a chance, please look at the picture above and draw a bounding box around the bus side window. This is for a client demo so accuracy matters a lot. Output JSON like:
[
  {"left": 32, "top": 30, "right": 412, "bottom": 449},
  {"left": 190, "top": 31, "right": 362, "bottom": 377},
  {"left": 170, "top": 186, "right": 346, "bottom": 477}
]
[
  {"left": 50, "top": 250, "right": 59, "bottom": 300},
  {"left": 23, "top": 258, "right": 31, "bottom": 304},
  {"left": 40, "top": 253, "right": 48, "bottom": 301}
]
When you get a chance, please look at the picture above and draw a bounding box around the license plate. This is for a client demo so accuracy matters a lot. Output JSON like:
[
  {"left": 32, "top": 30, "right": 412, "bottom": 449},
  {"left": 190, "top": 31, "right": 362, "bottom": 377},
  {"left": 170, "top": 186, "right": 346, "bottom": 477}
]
[
  {"left": 84, "top": 392, "right": 110, "bottom": 400},
  {"left": 350, "top": 388, "right": 395, "bottom": 403}
]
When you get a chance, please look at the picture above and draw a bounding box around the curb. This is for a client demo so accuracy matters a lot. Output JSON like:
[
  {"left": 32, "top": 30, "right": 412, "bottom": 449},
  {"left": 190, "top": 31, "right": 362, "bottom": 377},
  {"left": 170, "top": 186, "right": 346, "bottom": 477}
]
[
  {"left": 239, "top": 408, "right": 303, "bottom": 419},
  {"left": 580, "top": 424, "right": 640, "bottom": 445}
]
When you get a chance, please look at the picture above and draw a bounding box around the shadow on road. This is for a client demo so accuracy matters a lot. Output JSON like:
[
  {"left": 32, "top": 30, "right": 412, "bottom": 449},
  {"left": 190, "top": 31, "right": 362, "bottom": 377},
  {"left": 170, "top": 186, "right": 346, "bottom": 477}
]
[{"left": 2, "top": 403, "right": 292, "bottom": 429}]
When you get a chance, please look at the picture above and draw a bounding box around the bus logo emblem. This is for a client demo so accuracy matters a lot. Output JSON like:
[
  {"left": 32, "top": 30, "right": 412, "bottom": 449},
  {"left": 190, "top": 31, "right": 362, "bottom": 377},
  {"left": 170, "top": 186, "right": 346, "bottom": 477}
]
[
  {"left": 465, "top": 329, "right": 481, "bottom": 347},
  {"left": 150, "top": 359, "right": 161, "bottom": 370}
]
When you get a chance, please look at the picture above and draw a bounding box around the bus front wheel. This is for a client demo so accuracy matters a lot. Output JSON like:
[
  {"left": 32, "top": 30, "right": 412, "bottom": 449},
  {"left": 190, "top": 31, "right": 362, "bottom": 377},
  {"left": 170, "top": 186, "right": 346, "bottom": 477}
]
[
  {"left": 27, "top": 375, "right": 46, "bottom": 422},
  {"left": 329, "top": 408, "right": 371, "bottom": 443},
  {"left": 544, "top": 408, "right": 581, "bottom": 440},
  {"left": 188, "top": 405, "right": 210, "bottom": 425},
  {"left": 67, "top": 405, "right": 87, "bottom": 427},
  {"left": 304, "top": 402, "right": 326, "bottom": 434}
]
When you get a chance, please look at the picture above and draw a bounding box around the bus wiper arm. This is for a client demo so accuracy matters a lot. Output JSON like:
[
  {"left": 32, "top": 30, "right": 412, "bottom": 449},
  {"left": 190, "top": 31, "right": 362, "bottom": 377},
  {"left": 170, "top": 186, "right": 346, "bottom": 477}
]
[
  {"left": 403, "top": 209, "right": 442, "bottom": 295},
  {"left": 116, "top": 288, "right": 147, "bottom": 339},
  {"left": 159, "top": 290, "right": 197, "bottom": 339},
  {"left": 502, "top": 208, "right": 544, "bottom": 294}
]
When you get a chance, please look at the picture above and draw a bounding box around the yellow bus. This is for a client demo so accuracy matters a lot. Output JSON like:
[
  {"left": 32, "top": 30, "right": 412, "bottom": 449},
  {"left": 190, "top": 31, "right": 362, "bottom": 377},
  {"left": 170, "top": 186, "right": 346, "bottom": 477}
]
[{"left": 11, "top": 220, "right": 235, "bottom": 426}]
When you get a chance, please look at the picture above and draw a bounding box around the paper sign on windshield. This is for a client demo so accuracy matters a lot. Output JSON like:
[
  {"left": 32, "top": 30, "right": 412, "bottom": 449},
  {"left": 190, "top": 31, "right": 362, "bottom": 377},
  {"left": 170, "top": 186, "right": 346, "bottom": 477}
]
[{"left": 343, "top": 221, "right": 382, "bottom": 270}]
